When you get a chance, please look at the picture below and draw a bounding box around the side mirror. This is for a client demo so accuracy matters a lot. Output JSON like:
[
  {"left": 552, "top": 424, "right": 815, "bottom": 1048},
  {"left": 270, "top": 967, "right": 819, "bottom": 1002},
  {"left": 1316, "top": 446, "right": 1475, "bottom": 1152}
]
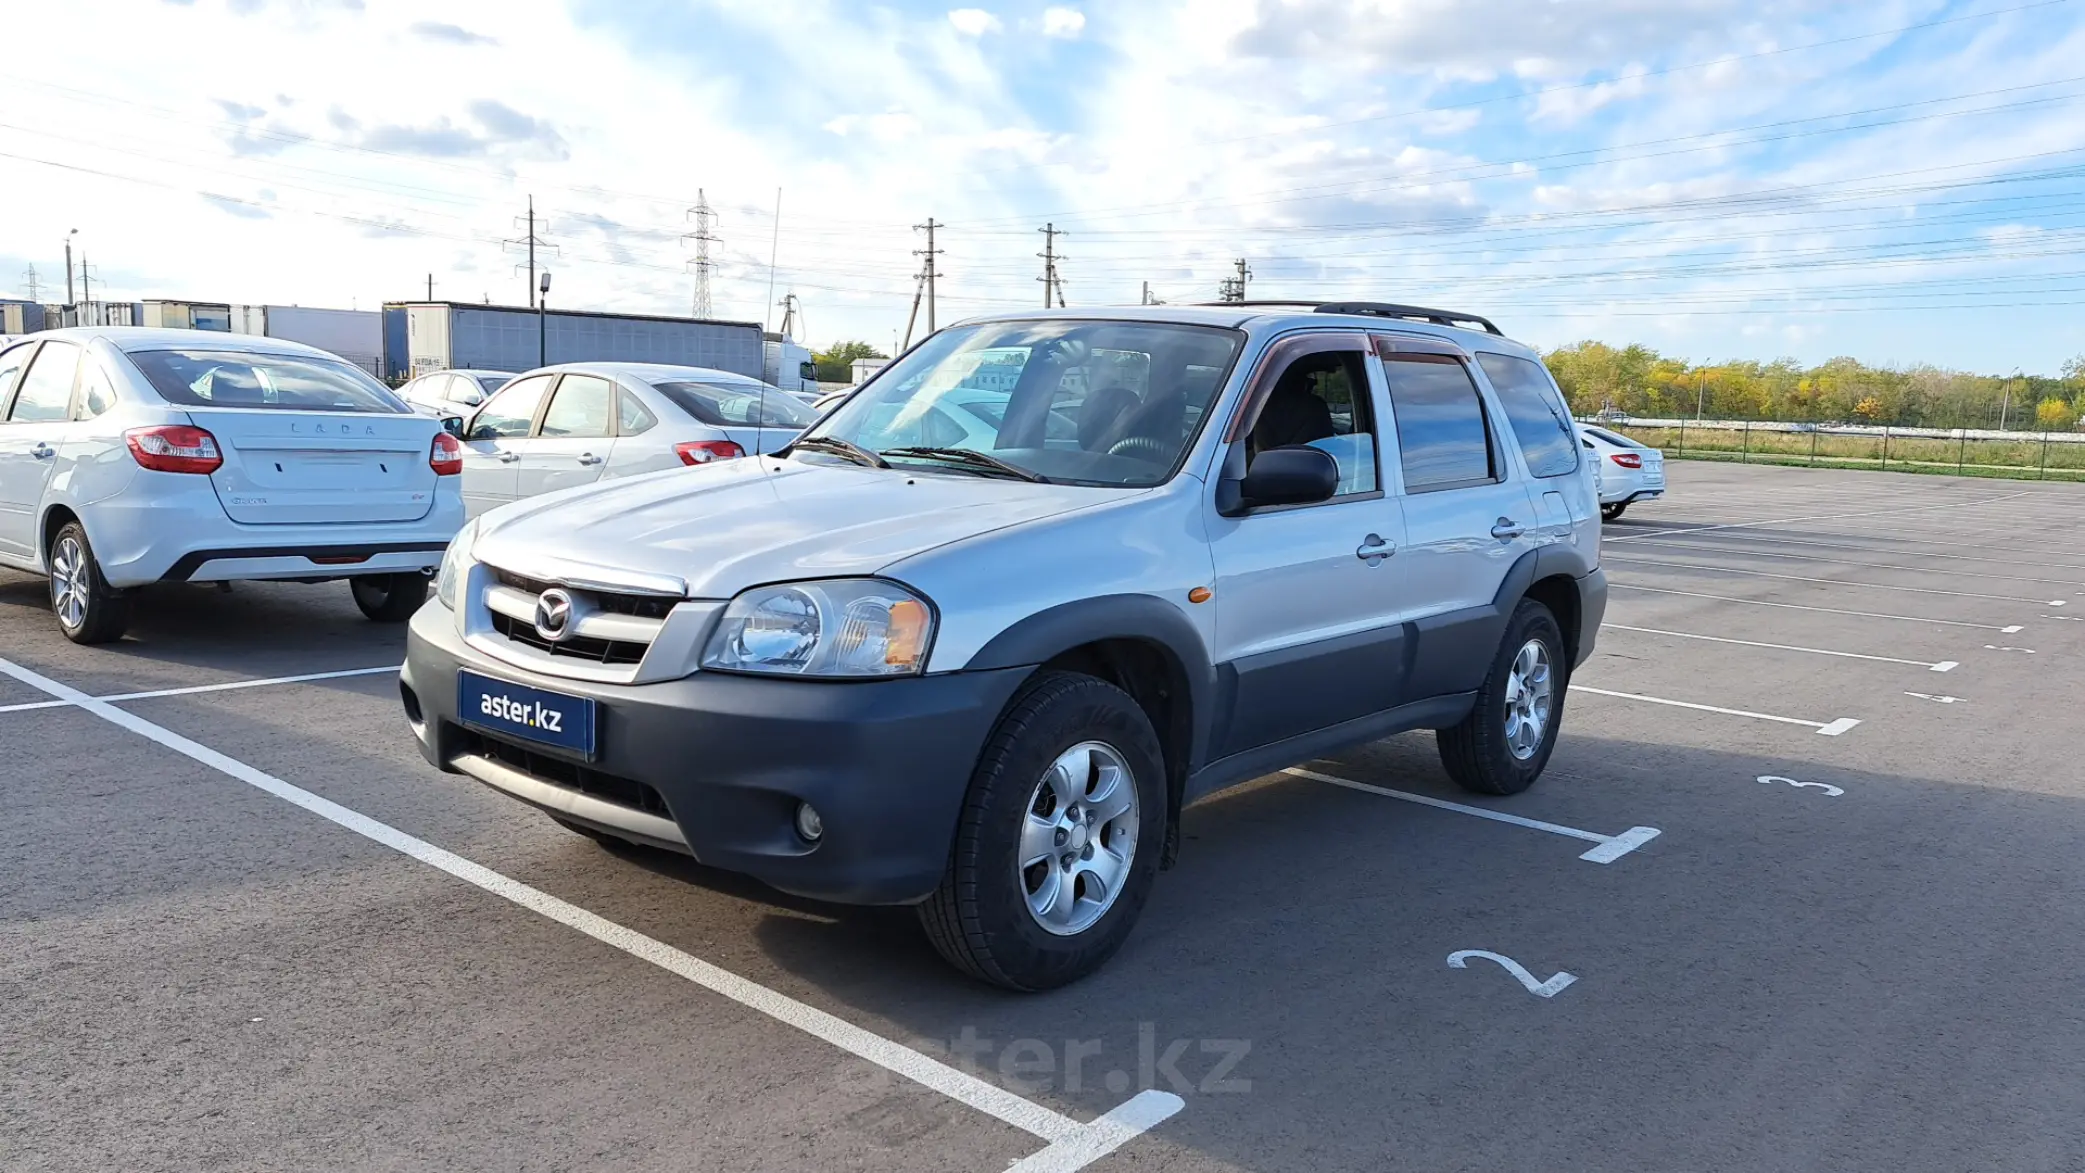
[
  {"left": 460, "top": 390, "right": 484, "bottom": 406},
  {"left": 1237, "top": 446, "right": 1339, "bottom": 509},
  {"left": 441, "top": 416, "right": 465, "bottom": 438}
]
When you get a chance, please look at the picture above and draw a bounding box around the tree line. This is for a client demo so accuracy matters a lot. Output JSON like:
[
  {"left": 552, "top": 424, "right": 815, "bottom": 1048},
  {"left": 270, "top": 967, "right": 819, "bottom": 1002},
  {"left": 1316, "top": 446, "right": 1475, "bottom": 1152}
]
[{"left": 1543, "top": 341, "right": 2085, "bottom": 431}]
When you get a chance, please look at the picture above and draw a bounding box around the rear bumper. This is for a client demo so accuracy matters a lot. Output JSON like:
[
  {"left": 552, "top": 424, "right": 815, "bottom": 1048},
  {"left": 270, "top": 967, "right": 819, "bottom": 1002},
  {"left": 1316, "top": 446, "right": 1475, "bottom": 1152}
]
[{"left": 400, "top": 603, "right": 1031, "bottom": 905}]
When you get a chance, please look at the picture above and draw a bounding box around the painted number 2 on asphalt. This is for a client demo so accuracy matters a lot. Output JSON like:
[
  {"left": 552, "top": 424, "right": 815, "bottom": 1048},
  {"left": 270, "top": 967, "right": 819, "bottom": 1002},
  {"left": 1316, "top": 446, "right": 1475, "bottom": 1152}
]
[{"left": 1446, "top": 951, "right": 1577, "bottom": 998}]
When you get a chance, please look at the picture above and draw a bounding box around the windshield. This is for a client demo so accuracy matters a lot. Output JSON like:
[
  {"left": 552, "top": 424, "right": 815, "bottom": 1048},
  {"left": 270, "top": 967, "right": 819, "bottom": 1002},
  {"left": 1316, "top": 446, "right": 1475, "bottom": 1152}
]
[
  {"left": 804, "top": 319, "right": 1244, "bottom": 487},
  {"left": 653, "top": 379, "right": 816, "bottom": 428},
  {"left": 473, "top": 374, "right": 511, "bottom": 393},
  {"left": 131, "top": 349, "right": 410, "bottom": 413}
]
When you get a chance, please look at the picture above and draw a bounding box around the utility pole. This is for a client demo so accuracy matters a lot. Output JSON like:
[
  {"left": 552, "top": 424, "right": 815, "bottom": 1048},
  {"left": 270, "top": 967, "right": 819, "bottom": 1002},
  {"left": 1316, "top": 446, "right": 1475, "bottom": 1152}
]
[
  {"left": 1039, "top": 223, "right": 1068, "bottom": 308},
  {"left": 2002, "top": 367, "right": 2020, "bottom": 432},
  {"left": 1695, "top": 369, "right": 1706, "bottom": 421},
  {"left": 426, "top": 273, "right": 436, "bottom": 301},
  {"left": 79, "top": 254, "right": 92, "bottom": 309},
  {"left": 1218, "top": 258, "right": 1252, "bottom": 303},
  {"left": 505, "top": 196, "right": 556, "bottom": 308},
  {"left": 913, "top": 218, "right": 944, "bottom": 334},
  {"left": 21, "top": 264, "right": 41, "bottom": 303},
  {"left": 64, "top": 229, "right": 77, "bottom": 305},
  {"left": 776, "top": 292, "right": 802, "bottom": 340},
  {"left": 901, "top": 269, "right": 927, "bottom": 352},
  {"left": 684, "top": 189, "right": 721, "bottom": 319}
]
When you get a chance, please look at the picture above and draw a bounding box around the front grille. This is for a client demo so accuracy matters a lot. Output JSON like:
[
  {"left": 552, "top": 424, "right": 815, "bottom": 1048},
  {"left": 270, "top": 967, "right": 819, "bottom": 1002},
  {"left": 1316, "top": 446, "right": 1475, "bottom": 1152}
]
[
  {"left": 496, "top": 568, "right": 675, "bottom": 620},
  {"left": 490, "top": 611, "right": 647, "bottom": 665},
  {"left": 459, "top": 728, "right": 674, "bottom": 820}
]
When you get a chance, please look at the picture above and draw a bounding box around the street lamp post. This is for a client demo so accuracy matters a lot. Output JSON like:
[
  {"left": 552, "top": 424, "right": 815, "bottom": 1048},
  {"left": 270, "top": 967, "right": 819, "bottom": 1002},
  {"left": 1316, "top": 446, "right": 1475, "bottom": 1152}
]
[{"left": 537, "top": 271, "right": 552, "bottom": 366}]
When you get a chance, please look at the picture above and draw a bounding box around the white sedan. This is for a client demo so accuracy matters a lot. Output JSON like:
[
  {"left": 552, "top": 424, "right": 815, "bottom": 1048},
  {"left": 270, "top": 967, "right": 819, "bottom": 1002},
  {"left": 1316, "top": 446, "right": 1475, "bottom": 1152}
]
[
  {"left": 399, "top": 368, "right": 516, "bottom": 417},
  {"left": 1578, "top": 423, "right": 1666, "bottom": 520},
  {"left": 454, "top": 362, "right": 815, "bottom": 516},
  {"left": 0, "top": 327, "right": 465, "bottom": 642}
]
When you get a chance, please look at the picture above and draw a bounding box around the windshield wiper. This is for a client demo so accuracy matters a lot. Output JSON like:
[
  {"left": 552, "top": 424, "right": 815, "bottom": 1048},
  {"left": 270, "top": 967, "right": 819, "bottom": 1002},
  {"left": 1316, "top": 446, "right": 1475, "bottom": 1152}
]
[
  {"left": 789, "top": 434, "right": 890, "bottom": 469},
  {"left": 881, "top": 446, "right": 1049, "bottom": 483}
]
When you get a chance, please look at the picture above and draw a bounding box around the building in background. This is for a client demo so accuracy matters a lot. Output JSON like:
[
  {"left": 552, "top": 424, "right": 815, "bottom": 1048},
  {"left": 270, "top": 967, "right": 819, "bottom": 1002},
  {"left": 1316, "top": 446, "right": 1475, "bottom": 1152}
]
[
  {"left": 141, "top": 299, "right": 232, "bottom": 331},
  {"left": 382, "top": 302, "right": 765, "bottom": 382}
]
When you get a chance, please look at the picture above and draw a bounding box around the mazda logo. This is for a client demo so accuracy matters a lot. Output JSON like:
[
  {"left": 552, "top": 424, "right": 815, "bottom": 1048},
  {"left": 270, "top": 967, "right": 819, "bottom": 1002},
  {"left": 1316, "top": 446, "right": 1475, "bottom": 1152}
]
[{"left": 534, "top": 588, "right": 574, "bottom": 642}]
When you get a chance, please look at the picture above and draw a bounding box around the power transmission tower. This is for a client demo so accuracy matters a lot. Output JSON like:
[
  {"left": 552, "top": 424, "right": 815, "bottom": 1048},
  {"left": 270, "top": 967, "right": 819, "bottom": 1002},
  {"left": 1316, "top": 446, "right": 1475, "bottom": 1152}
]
[
  {"left": 20, "top": 264, "right": 41, "bottom": 302},
  {"left": 78, "top": 254, "right": 95, "bottom": 307},
  {"left": 1218, "top": 257, "right": 1252, "bottom": 303},
  {"left": 1038, "top": 223, "right": 1066, "bottom": 308},
  {"left": 684, "top": 190, "right": 721, "bottom": 319},
  {"left": 911, "top": 218, "right": 944, "bottom": 334},
  {"left": 504, "top": 196, "right": 557, "bottom": 308}
]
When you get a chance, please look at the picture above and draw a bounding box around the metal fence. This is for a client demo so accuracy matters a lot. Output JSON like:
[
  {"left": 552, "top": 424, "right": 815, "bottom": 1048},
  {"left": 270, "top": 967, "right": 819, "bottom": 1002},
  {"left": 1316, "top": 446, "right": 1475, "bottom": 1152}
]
[{"left": 1588, "top": 417, "right": 2085, "bottom": 482}]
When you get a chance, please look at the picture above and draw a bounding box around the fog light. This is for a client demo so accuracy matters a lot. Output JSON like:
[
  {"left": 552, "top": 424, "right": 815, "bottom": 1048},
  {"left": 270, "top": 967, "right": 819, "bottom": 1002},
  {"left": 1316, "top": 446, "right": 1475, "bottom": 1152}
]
[{"left": 794, "top": 802, "right": 824, "bottom": 843}]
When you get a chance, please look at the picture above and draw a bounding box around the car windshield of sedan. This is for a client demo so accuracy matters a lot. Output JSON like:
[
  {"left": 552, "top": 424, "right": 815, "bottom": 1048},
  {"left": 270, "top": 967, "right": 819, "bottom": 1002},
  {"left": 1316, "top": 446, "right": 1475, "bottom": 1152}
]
[
  {"left": 130, "top": 349, "right": 409, "bottom": 413},
  {"left": 802, "top": 319, "right": 1244, "bottom": 486}
]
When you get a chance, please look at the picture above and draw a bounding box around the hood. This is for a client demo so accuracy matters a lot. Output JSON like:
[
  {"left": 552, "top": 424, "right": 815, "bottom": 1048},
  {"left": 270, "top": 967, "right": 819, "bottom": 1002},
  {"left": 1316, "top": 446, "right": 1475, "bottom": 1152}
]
[{"left": 472, "top": 457, "right": 1130, "bottom": 598}]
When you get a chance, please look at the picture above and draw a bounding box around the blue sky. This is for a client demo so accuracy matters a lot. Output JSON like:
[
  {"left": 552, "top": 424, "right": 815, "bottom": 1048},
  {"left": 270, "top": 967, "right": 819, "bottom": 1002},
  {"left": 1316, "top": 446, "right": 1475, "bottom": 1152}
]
[{"left": 3, "top": 0, "right": 2084, "bottom": 373}]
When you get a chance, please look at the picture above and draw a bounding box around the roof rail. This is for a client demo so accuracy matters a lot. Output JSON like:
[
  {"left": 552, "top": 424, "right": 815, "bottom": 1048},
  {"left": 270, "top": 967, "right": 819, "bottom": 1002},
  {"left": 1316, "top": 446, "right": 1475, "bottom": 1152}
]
[
  {"left": 1312, "top": 302, "right": 1501, "bottom": 335},
  {"left": 1190, "top": 299, "right": 1502, "bottom": 335}
]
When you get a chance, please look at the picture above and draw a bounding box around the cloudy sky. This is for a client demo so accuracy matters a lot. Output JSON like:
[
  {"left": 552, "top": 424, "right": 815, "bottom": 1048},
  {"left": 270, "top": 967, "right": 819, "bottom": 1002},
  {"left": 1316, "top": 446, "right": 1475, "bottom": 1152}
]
[{"left": 3, "top": 0, "right": 2083, "bottom": 372}]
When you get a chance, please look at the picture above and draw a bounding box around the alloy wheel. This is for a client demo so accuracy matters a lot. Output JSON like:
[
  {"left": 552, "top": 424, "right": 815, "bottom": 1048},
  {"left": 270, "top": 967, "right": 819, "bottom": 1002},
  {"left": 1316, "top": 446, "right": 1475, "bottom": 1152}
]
[
  {"left": 1018, "top": 740, "right": 1140, "bottom": 936},
  {"left": 50, "top": 536, "right": 89, "bottom": 630},
  {"left": 1502, "top": 638, "right": 1554, "bottom": 761}
]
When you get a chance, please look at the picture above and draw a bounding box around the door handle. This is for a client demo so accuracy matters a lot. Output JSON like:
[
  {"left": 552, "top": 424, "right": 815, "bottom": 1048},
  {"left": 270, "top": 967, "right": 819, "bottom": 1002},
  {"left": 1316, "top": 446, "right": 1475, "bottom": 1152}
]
[
  {"left": 29, "top": 442, "right": 56, "bottom": 460},
  {"left": 1490, "top": 518, "right": 1524, "bottom": 540},
  {"left": 576, "top": 452, "right": 602, "bottom": 466},
  {"left": 1356, "top": 533, "right": 1394, "bottom": 564},
  {"left": 497, "top": 452, "right": 521, "bottom": 463}
]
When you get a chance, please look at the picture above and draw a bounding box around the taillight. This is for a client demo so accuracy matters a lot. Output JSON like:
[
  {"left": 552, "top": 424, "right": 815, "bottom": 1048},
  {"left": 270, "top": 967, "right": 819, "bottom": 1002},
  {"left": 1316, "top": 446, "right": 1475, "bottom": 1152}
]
[
  {"left": 676, "top": 440, "right": 746, "bottom": 465},
  {"left": 126, "top": 426, "right": 223, "bottom": 474},
  {"left": 430, "top": 431, "right": 464, "bottom": 475},
  {"left": 1610, "top": 452, "right": 1643, "bottom": 469}
]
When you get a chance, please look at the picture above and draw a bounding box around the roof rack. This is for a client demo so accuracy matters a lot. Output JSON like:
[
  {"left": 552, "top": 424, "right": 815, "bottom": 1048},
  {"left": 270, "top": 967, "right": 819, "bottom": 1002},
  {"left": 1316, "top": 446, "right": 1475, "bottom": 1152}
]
[{"left": 1190, "top": 300, "right": 1502, "bottom": 336}]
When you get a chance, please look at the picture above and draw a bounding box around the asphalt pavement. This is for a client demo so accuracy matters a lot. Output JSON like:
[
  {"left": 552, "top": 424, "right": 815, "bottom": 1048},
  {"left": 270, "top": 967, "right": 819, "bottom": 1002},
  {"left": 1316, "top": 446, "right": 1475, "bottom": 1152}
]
[{"left": 5, "top": 461, "right": 2084, "bottom": 1172}]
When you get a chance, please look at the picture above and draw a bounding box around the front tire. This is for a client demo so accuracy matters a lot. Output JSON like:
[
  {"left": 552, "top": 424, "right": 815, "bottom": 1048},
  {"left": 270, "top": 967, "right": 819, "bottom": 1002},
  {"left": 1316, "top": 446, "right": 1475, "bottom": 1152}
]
[
  {"left": 49, "top": 522, "right": 130, "bottom": 645},
  {"left": 1600, "top": 502, "right": 1627, "bottom": 521},
  {"left": 918, "top": 672, "right": 1166, "bottom": 991},
  {"left": 1437, "top": 599, "right": 1566, "bottom": 796},
  {"left": 351, "top": 573, "right": 429, "bottom": 622}
]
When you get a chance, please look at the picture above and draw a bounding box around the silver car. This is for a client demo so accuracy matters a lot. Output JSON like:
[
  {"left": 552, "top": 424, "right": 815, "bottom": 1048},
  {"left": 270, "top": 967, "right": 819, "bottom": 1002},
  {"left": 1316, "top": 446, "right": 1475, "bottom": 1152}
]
[
  {"left": 453, "top": 362, "right": 814, "bottom": 516},
  {"left": 400, "top": 303, "right": 1606, "bottom": 990},
  {"left": 398, "top": 368, "right": 516, "bottom": 417}
]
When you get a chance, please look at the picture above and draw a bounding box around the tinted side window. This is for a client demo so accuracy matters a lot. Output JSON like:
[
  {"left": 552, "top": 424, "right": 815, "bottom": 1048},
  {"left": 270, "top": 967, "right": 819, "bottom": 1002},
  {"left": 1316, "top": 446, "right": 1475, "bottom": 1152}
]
[
  {"left": 469, "top": 374, "right": 551, "bottom": 440},
  {"left": 1477, "top": 353, "right": 1578, "bottom": 479},
  {"left": 539, "top": 375, "right": 614, "bottom": 438},
  {"left": 9, "top": 342, "right": 80, "bottom": 423},
  {"left": 1382, "top": 355, "right": 1495, "bottom": 492}
]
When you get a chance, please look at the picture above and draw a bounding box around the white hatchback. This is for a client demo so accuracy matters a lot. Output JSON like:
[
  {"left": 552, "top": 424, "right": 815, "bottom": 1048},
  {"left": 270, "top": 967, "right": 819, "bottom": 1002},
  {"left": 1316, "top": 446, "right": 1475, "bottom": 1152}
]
[
  {"left": 454, "top": 362, "right": 813, "bottom": 516},
  {"left": 1578, "top": 423, "right": 1665, "bottom": 520},
  {"left": 0, "top": 327, "right": 465, "bottom": 643}
]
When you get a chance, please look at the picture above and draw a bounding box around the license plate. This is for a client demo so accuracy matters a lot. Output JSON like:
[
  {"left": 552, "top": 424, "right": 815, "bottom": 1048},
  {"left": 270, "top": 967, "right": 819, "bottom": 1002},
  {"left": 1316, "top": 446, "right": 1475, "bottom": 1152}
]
[{"left": 458, "top": 669, "right": 596, "bottom": 757}]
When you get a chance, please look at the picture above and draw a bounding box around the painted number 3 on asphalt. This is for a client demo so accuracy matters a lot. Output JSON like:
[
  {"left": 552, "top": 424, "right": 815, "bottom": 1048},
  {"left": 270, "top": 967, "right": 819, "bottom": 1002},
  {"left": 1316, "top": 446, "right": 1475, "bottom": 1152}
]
[{"left": 1757, "top": 774, "right": 1845, "bottom": 797}]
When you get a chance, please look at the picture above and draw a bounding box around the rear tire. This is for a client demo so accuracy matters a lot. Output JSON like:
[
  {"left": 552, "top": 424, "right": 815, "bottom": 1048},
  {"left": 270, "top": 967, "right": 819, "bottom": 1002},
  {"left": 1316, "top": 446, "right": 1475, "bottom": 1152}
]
[
  {"left": 1600, "top": 502, "right": 1627, "bottom": 521},
  {"left": 48, "top": 522, "right": 130, "bottom": 645},
  {"left": 1437, "top": 599, "right": 1566, "bottom": 796},
  {"left": 351, "top": 573, "right": 429, "bottom": 622},
  {"left": 918, "top": 671, "right": 1166, "bottom": 991}
]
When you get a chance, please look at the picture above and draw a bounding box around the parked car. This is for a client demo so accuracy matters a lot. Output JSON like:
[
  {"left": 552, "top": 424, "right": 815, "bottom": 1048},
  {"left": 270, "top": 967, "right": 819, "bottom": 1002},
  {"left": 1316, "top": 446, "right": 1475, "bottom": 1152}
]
[
  {"left": 0, "top": 327, "right": 465, "bottom": 642},
  {"left": 399, "top": 303, "right": 1605, "bottom": 989},
  {"left": 1578, "top": 423, "right": 1665, "bottom": 520},
  {"left": 453, "top": 362, "right": 815, "bottom": 517},
  {"left": 399, "top": 368, "right": 516, "bottom": 417},
  {"left": 811, "top": 386, "right": 855, "bottom": 417}
]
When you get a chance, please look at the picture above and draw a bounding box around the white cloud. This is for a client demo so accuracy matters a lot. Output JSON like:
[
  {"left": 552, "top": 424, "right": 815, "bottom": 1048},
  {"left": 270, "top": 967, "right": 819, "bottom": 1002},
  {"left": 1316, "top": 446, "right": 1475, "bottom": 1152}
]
[
  {"left": 947, "top": 8, "right": 1002, "bottom": 36},
  {"left": 1042, "top": 7, "right": 1086, "bottom": 38}
]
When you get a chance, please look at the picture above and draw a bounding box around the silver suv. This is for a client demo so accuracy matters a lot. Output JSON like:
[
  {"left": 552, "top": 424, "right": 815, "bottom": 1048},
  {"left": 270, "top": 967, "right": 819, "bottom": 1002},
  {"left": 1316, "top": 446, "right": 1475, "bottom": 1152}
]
[{"left": 398, "top": 301, "right": 1605, "bottom": 990}]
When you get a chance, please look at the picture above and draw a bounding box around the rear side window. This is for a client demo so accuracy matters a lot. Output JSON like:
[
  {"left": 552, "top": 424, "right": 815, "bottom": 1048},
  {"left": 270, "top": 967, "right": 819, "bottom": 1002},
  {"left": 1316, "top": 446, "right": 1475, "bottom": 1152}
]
[
  {"left": 1381, "top": 355, "right": 1496, "bottom": 492},
  {"left": 0, "top": 344, "right": 35, "bottom": 411},
  {"left": 617, "top": 390, "right": 657, "bottom": 435},
  {"left": 9, "top": 341, "right": 80, "bottom": 423},
  {"left": 539, "top": 375, "right": 614, "bottom": 438},
  {"left": 1477, "top": 353, "right": 1578, "bottom": 478},
  {"left": 653, "top": 380, "right": 815, "bottom": 428},
  {"left": 129, "top": 349, "right": 409, "bottom": 414},
  {"left": 469, "top": 374, "right": 551, "bottom": 440},
  {"left": 73, "top": 358, "right": 117, "bottom": 420}
]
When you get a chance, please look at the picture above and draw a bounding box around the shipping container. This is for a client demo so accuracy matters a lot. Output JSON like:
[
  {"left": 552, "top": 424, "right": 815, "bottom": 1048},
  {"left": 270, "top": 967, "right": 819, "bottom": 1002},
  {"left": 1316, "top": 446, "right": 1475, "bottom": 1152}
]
[
  {"left": 0, "top": 300, "right": 44, "bottom": 334},
  {"left": 142, "top": 300, "right": 233, "bottom": 331},
  {"left": 382, "top": 301, "right": 765, "bottom": 381},
  {"left": 230, "top": 305, "right": 384, "bottom": 376}
]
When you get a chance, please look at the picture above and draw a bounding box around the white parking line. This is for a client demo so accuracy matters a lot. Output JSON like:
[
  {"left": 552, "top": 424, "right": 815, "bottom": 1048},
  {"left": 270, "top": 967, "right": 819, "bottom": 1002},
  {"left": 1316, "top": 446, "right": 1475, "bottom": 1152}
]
[
  {"left": 1611, "top": 583, "right": 2021, "bottom": 630},
  {"left": 0, "top": 665, "right": 401, "bottom": 715},
  {"left": 1604, "top": 624, "right": 1957, "bottom": 671},
  {"left": 1605, "top": 489, "right": 2031, "bottom": 545},
  {"left": 1628, "top": 531, "right": 2085, "bottom": 577},
  {"left": 0, "top": 655, "right": 1180, "bottom": 1169},
  {"left": 1284, "top": 768, "right": 1662, "bottom": 863},
  {"left": 1616, "top": 538, "right": 2085, "bottom": 589},
  {"left": 1609, "top": 556, "right": 2068, "bottom": 606},
  {"left": 1568, "top": 685, "right": 1860, "bottom": 736}
]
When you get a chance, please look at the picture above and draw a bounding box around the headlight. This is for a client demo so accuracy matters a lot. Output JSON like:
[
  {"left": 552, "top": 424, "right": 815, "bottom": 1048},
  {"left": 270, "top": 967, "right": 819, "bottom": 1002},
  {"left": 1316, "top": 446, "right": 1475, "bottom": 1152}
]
[
  {"left": 703, "top": 579, "right": 935, "bottom": 678},
  {"left": 435, "top": 521, "right": 478, "bottom": 612}
]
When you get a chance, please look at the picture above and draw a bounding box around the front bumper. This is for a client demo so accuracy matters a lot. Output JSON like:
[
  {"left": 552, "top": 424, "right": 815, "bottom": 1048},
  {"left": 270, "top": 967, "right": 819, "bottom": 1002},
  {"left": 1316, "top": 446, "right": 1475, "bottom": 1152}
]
[{"left": 400, "top": 604, "right": 1032, "bottom": 905}]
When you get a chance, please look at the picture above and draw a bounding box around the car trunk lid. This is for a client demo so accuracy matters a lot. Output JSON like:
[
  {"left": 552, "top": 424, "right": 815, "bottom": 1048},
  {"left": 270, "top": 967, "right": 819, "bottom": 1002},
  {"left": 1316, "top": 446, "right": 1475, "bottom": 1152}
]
[{"left": 192, "top": 408, "right": 440, "bottom": 525}]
